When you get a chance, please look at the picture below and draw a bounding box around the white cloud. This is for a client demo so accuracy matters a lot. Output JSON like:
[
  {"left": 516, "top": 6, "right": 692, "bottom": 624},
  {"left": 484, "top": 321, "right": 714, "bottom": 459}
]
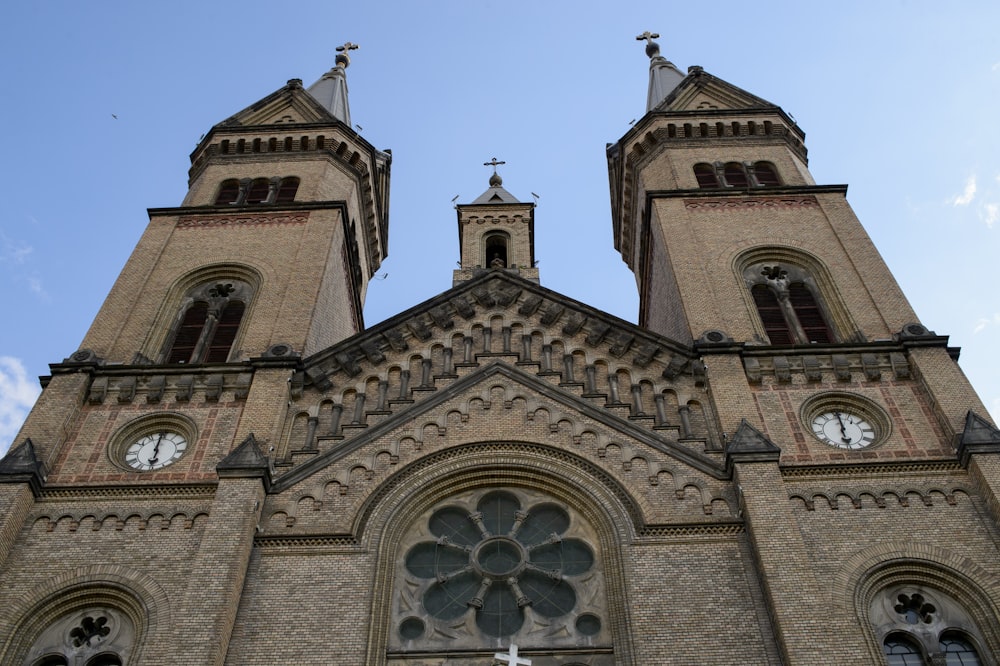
[
  {"left": 985, "top": 203, "right": 1000, "bottom": 228},
  {"left": 973, "top": 313, "right": 1000, "bottom": 334},
  {"left": 0, "top": 231, "right": 33, "bottom": 266},
  {"left": 952, "top": 175, "right": 977, "bottom": 206},
  {"left": 0, "top": 357, "right": 41, "bottom": 457}
]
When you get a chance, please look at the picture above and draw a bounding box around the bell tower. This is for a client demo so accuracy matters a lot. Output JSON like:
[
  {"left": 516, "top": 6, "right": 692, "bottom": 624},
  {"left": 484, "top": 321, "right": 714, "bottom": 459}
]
[
  {"left": 453, "top": 160, "right": 537, "bottom": 286},
  {"left": 80, "top": 46, "right": 390, "bottom": 366}
]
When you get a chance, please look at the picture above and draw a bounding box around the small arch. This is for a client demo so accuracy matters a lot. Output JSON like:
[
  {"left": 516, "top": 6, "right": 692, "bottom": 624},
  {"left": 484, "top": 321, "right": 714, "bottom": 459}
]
[
  {"left": 244, "top": 178, "right": 269, "bottom": 204},
  {"left": 694, "top": 163, "right": 720, "bottom": 189},
  {"left": 484, "top": 231, "right": 510, "bottom": 268},
  {"left": 300, "top": 135, "right": 310, "bottom": 150},
  {"left": 882, "top": 632, "right": 925, "bottom": 665},
  {"left": 284, "top": 136, "right": 293, "bottom": 152},
  {"left": 753, "top": 161, "right": 781, "bottom": 186},
  {"left": 214, "top": 179, "right": 240, "bottom": 205},
  {"left": 723, "top": 162, "right": 749, "bottom": 188},
  {"left": 267, "top": 137, "right": 277, "bottom": 152},
  {"left": 275, "top": 176, "right": 299, "bottom": 203}
]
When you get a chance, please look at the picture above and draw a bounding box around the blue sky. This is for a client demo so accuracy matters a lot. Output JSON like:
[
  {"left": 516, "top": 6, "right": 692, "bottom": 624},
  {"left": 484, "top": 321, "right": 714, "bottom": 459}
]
[{"left": 1, "top": 1, "right": 999, "bottom": 454}]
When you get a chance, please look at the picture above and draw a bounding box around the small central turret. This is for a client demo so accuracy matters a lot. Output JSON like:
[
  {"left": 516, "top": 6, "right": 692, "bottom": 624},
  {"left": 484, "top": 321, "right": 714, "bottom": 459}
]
[{"left": 453, "top": 160, "right": 538, "bottom": 286}]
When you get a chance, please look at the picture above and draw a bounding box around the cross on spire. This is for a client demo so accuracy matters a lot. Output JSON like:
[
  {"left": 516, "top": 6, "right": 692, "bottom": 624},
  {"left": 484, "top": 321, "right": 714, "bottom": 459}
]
[
  {"left": 494, "top": 644, "right": 531, "bottom": 665},
  {"left": 635, "top": 31, "right": 660, "bottom": 44},
  {"left": 484, "top": 157, "right": 506, "bottom": 174},
  {"left": 334, "top": 41, "right": 359, "bottom": 69},
  {"left": 336, "top": 41, "right": 359, "bottom": 54},
  {"left": 636, "top": 31, "right": 662, "bottom": 59}
]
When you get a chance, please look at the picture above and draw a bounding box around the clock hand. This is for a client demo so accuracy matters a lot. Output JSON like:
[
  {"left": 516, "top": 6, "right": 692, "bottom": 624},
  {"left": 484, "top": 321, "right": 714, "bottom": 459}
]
[
  {"left": 149, "top": 433, "right": 165, "bottom": 465},
  {"left": 835, "top": 412, "right": 852, "bottom": 444}
]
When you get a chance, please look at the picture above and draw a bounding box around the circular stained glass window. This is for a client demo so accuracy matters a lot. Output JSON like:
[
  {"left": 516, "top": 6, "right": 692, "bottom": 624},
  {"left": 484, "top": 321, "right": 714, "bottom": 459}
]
[{"left": 403, "top": 490, "right": 595, "bottom": 638}]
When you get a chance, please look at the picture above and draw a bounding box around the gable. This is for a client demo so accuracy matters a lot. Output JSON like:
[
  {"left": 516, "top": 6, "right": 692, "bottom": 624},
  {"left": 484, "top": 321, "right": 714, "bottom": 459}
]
[
  {"left": 218, "top": 83, "right": 340, "bottom": 128},
  {"left": 654, "top": 69, "right": 778, "bottom": 113}
]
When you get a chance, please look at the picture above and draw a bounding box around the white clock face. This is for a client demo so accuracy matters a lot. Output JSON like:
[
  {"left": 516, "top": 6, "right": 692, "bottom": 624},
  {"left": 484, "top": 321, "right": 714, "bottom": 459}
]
[
  {"left": 811, "top": 411, "right": 876, "bottom": 449},
  {"left": 124, "top": 431, "right": 187, "bottom": 471}
]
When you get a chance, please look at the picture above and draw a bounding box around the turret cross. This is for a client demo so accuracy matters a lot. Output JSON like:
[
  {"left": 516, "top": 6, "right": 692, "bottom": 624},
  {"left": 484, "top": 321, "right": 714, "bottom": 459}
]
[
  {"left": 336, "top": 41, "right": 359, "bottom": 55},
  {"left": 484, "top": 157, "right": 506, "bottom": 175},
  {"left": 494, "top": 644, "right": 531, "bottom": 665},
  {"left": 635, "top": 31, "right": 660, "bottom": 44}
]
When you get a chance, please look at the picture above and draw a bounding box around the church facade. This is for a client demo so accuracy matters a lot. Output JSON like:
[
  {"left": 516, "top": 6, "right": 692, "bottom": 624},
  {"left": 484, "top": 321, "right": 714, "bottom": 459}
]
[{"left": 2, "top": 38, "right": 1000, "bottom": 666}]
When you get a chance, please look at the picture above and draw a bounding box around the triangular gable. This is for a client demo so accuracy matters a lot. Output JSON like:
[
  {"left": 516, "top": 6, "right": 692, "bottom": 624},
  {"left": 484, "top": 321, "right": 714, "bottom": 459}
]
[
  {"left": 957, "top": 411, "right": 1000, "bottom": 465},
  {"left": 654, "top": 69, "right": 779, "bottom": 114},
  {"left": 217, "top": 82, "right": 341, "bottom": 128},
  {"left": 272, "top": 361, "right": 727, "bottom": 493}
]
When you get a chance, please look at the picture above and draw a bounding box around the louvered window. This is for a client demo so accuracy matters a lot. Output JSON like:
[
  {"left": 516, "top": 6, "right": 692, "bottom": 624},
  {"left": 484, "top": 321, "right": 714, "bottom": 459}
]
[
  {"left": 245, "top": 178, "right": 270, "bottom": 204},
  {"left": 167, "top": 302, "right": 209, "bottom": 363},
  {"left": 723, "top": 162, "right": 749, "bottom": 187},
  {"left": 275, "top": 177, "right": 299, "bottom": 203},
  {"left": 694, "top": 163, "right": 720, "bottom": 188},
  {"left": 788, "top": 283, "right": 833, "bottom": 343},
  {"left": 204, "top": 301, "right": 245, "bottom": 363},
  {"left": 753, "top": 162, "right": 781, "bottom": 186},
  {"left": 751, "top": 285, "right": 794, "bottom": 344},
  {"left": 215, "top": 179, "right": 241, "bottom": 204}
]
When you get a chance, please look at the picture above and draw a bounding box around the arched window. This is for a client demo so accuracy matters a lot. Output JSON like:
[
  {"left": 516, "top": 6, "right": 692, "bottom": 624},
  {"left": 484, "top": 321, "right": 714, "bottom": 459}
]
[
  {"left": 882, "top": 633, "right": 925, "bottom": 666},
  {"left": 163, "top": 280, "right": 251, "bottom": 364},
  {"left": 752, "top": 161, "right": 781, "bottom": 186},
  {"left": 274, "top": 176, "right": 299, "bottom": 203},
  {"left": 32, "top": 657, "right": 68, "bottom": 666},
  {"left": 694, "top": 163, "right": 720, "bottom": 188},
  {"left": 745, "top": 262, "right": 836, "bottom": 344},
  {"left": 723, "top": 162, "right": 749, "bottom": 187},
  {"left": 23, "top": 608, "right": 133, "bottom": 666},
  {"left": 214, "top": 179, "right": 241, "bottom": 205},
  {"left": 244, "top": 178, "right": 270, "bottom": 204},
  {"left": 484, "top": 232, "right": 509, "bottom": 269},
  {"left": 940, "top": 631, "right": 983, "bottom": 665}
]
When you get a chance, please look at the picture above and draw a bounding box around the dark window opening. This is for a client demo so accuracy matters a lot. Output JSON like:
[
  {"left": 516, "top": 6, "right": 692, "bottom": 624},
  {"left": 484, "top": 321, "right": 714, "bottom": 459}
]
[
  {"left": 940, "top": 631, "right": 982, "bottom": 665},
  {"left": 236, "top": 138, "right": 245, "bottom": 154},
  {"left": 300, "top": 136, "right": 309, "bottom": 150},
  {"left": 245, "top": 178, "right": 270, "bottom": 204},
  {"left": 275, "top": 177, "right": 299, "bottom": 203},
  {"left": 284, "top": 137, "right": 293, "bottom": 152},
  {"left": 752, "top": 285, "right": 794, "bottom": 345},
  {"left": 754, "top": 162, "right": 781, "bottom": 186},
  {"left": 204, "top": 301, "right": 245, "bottom": 363},
  {"left": 694, "top": 163, "right": 720, "bottom": 189},
  {"left": 252, "top": 138, "right": 261, "bottom": 153},
  {"left": 268, "top": 137, "right": 277, "bottom": 152},
  {"left": 220, "top": 139, "right": 230, "bottom": 154},
  {"left": 316, "top": 135, "right": 325, "bottom": 149},
  {"left": 215, "top": 180, "right": 241, "bottom": 205},
  {"left": 32, "top": 657, "right": 69, "bottom": 666},
  {"left": 485, "top": 235, "right": 509, "bottom": 268},
  {"left": 788, "top": 282, "right": 832, "bottom": 343},
  {"left": 86, "top": 656, "right": 123, "bottom": 666},
  {"left": 167, "top": 301, "right": 209, "bottom": 364},
  {"left": 723, "top": 162, "right": 749, "bottom": 188}
]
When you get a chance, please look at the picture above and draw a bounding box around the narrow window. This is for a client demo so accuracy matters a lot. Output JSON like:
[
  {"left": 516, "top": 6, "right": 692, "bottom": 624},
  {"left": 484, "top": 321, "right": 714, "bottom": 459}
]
[
  {"left": 245, "top": 178, "right": 269, "bottom": 204},
  {"left": 300, "top": 136, "right": 310, "bottom": 150},
  {"left": 204, "top": 301, "right": 245, "bottom": 363},
  {"left": 723, "top": 162, "right": 749, "bottom": 188},
  {"left": 940, "top": 631, "right": 982, "bottom": 665},
  {"left": 275, "top": 177, "right": 299, "bottom": 203},
  {"left": 252, "top": 138, "right": 261, "bottom": 153},
  {"left": 284, "top": 137, "right": 293, "bottom": 152},
  {"left": 316, "top": 135, "right": 325, "bottom": 149},
  {"left": 167, "top": 302, "right": 209, "bottom": 364},
  {"left": 485, "top": 233, "right": 509, "bottom": 268},
  {"left": 731, "top": 121, "right": 741, "bottom": 136},
  {"left": 882, "top": 634, "right": 925, "bottom": 666},
  {"left": 715, "top": 122, "right": 726, "bottom": 137},
  {"left": 747, "top": 121, "right": 757, "bottom": 135},
  {"left": 236, "top": 138, "right": 245, "bottom": 154},
  {"left": 220, "top": 139, "right": 230, "bottom": 154},
  {"left": 268, "top": 137, "right": 277, "bottom": 152},
  {"left": 694, "top": 163, "right": 720, "bottom": 189},
  {"left": 215, "top": 180, "right": 241, "bottom": 205},
  {"left": 752, "top": 285, "right": 794, "bottom": 344},
  {"left": 788, "top": 282, "right": 832, "bottom": 343},
  {"left": 754, "top": 162, "right": 781, "bottom": 186},
  {"left": 667, "top": 124, "right": 676, "bottom": 138},
  {"left": 699, "top": 123, "right": 709, "bottom": 137}
]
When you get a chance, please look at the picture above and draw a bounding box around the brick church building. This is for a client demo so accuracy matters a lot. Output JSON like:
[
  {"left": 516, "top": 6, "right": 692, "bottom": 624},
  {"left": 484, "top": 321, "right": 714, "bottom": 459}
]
[{"left": 2, "top": 36, "right": 999, "bottom": 665}]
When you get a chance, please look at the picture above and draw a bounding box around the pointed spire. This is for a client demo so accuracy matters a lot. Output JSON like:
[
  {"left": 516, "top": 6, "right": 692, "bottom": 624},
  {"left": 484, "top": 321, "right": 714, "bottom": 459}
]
[
  {"left": 636, "top": 31, "right": 685, "bottom": 111},
  {"left": 472, "top": 158, "right": 521, "bottom": 203},
  {"left": 307, "top": 41, "right": 359, "bottom": 126}
]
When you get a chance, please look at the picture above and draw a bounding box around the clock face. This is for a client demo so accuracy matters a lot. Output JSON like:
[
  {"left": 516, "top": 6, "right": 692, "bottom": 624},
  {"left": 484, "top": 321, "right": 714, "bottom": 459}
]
[
  {"left": 811, "top": 411, "right": 877, "bottom": 449},
  {"left": 124, "top": 431, "right": 187, "bottom": 471}
]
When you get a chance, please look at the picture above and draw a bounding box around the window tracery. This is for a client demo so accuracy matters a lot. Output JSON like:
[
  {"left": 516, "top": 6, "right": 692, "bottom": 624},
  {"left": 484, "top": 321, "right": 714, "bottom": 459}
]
[
  {"left": 23, "top": 608, "right": 133, "bottom": 666},
  {"left": 163, "top": 279, "right": 252, "bottom": 364},
  {"left": 871, "top": 586, "right": 991, "bottom": 666},
  {"left": 744, "top": 261, "right": 834, "bottom": 344},
  {"left": 391, "top": 488, "right": 608, "bottom": 654}
]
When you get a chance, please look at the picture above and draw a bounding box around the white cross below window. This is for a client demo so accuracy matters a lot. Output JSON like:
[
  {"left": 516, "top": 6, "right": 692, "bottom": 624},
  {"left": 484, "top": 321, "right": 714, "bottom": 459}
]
[{"left": 494, "top": 644, "right": 532, "bottom": 665}]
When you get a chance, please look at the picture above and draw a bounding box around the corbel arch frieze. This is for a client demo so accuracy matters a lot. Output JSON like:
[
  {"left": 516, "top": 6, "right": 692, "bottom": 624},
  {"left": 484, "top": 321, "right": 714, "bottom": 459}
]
[{"left": 789, "top": 485, "right": 972, "bottom": 511}]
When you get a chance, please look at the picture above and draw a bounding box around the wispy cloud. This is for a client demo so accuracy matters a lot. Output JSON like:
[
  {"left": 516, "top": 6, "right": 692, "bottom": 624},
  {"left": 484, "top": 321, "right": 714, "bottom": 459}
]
[
  {"left": 952, "top": 175, "right": 977, "bottom": 206},
  {"left": 974, "top": 313, "right": 1000, "bottom": 334},
  {"left": 985, "top": 203, "right": 1000, "bottom": 228},
  {"left": 0, "top": 230, "right": 33, "bottom": 266},
  {"left": 0, "top": 357, "right": 41, "bottom": 457}
]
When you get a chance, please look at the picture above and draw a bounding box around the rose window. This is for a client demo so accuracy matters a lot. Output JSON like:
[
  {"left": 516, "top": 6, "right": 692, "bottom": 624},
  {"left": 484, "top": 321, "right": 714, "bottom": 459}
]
[{"left": 403, "top": 490, "right": 596, "bottom": 638}]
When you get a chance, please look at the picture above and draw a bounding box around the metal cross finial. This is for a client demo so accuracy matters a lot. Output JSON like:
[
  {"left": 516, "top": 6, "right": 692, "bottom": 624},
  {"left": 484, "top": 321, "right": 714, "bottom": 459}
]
[
  {"left": 336, "top": 41, "right": 359, "bottom": 54},
  {"left": 635, "top": 31, "right": 660, "bottom": 43},
  {"left": 635, "top": 31, "right": 661, "bottom": 58},
  {"left": 494, "top": 644, "right": 532, "bottom": 666},
  {"left": 484, "top": 157, "right": 506, "bottom": 174}
]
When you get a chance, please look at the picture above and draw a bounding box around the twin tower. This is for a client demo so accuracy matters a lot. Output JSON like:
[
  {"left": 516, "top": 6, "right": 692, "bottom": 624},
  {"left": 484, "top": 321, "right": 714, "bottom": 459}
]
[{"left": 3, "top": 37, "right": 999, "bottom": 666}]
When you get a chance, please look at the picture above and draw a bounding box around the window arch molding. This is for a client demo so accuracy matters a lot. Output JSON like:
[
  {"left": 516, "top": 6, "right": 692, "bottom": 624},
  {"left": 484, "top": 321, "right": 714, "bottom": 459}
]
[
  {"left": 842, "top": 551, "right": 1000, "bottom": 665},
  {"left": 735, "top": 246, "right": 857, "bottom": 345},
  {"left": 354, "top": 441, "right": 640, "bottom": 664},
  {"left": 142, "top": 263, "right": 262, "bottom": 365},
  {"left": 0, "top": 566, "right": 166, "bottom": 665}
]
